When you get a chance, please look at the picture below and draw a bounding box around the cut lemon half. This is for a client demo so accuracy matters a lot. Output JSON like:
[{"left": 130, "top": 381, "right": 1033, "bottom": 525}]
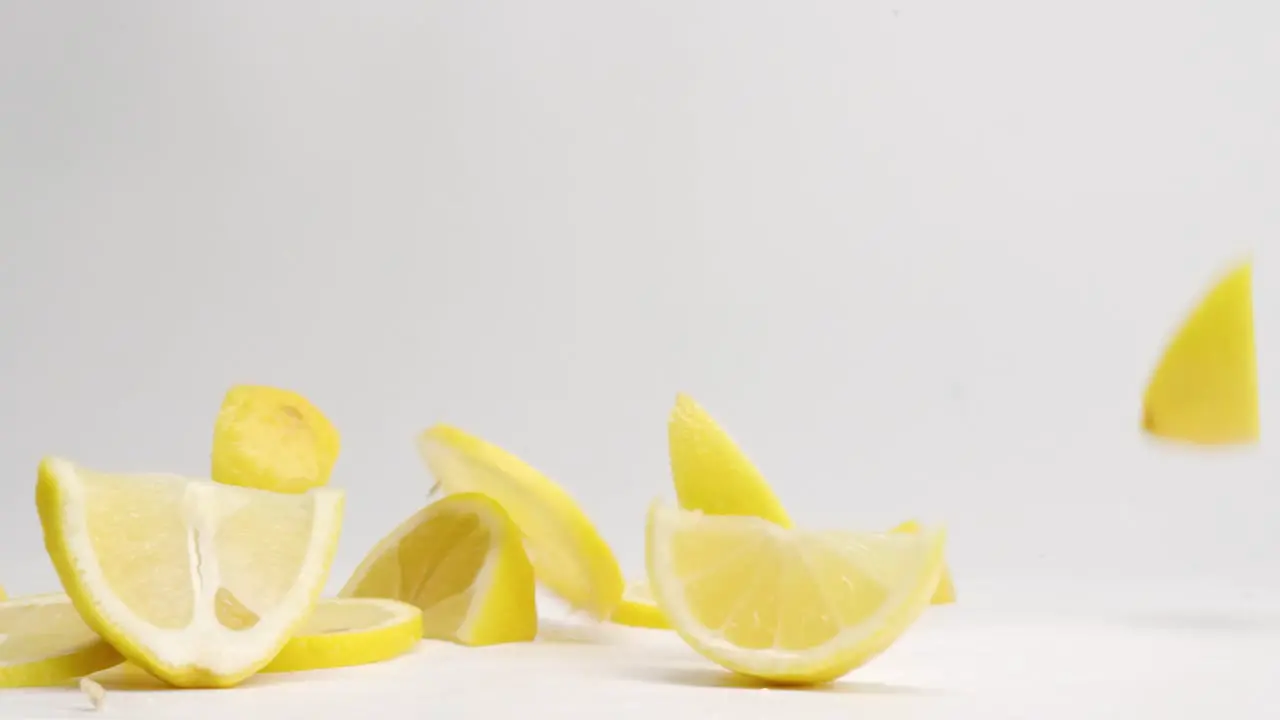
[
  {"left": 0, "top": 593, "right": 124, "bottom": 688},
  {"left": 212, "top": 384, "right": 342, "bottom": 493},
  {"left": 1143, "top": 259, "right": 1258, "bottom": 445},
  {"left": 669, "top": 394, "right": 792, "bottom": 527},
  {"left": 670, "top": 394, "right": 955, "bottom": 606},
  {"left": 262, "top": 598, "right": 421, "bottom": 673},
  {"left": 416, "top": 426, "right": 625, "bottom": 619},
  {"left": 609, "top": 581, "right": 670, "bottom": 630},
  {"left": 37, "top": 457, "right": 344, "bottom": 688},
  {"left": 341, "top": 493, "right": 537, "bottom": 646},
  {"left": 646, "top": 502, "right": 946, "bottom": 685}
]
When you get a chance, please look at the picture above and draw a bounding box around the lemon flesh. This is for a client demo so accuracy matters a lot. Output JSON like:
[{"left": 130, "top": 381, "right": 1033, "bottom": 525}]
[
  {"left": 37, "top": 457, "right": 344, "bottom": 688},
  {"left": 646, "top": 502, "right": 946, "bottom": 685},
  {"left": 669, "top": 394, "right": 792, "bottom": 527},
  {"left": 1143, "top": 260, "right": 1258, "bottom": 445},
  {"left": 0, "top": 593, "right": 124, "bottom": 688},
  {"left": 341, "top": 493, "right": 537, "bottom": 646},
  {"left": 262, "top": 598, "right": 421, "bottom": 673},
  {"left": 609, "top": 581, "right": 670, "bottom": 630},
  {"left": 416, "top": 426, "right": 625, "bottom": 619},
  {"left": 670, "top": 394, "right": 955, "bottom": 605},
  {"left": 212, "top": 385, "right": 342, "bottom": 493}
]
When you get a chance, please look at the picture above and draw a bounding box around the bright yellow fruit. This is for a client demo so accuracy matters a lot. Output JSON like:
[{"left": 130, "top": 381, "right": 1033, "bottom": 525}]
[
  {"left": 416, "top": 426, "right": 625, "bottom": 619},
  {"left": 608, "top": 581, "right": 670, "bottom": 630},
  {"left": 1143, "top": 260, "right": 1258, "bottom": 445},
  {"left": 669, "top": 394, "right": 792, "bottom": 527},
  {"left": 670, "top": 394, "right": 955, "bottom": 606},
  {"left": 891, "top": 520, "right": 955, "bottom": 604},
  {"left": 262, "top": 598, "right": 422, "bottom": 673},
  {"left": 37, "top": 457, "right": 344, "bottom": 688},
  {"left": 646, "top": 502, "right": 946, "bottom": 685},
  {"left": 0, "top": 593, "right": 124, "bottom": 688},
  {"left": 341, "top": 493, "right": 538, "bottom": 646},
  {"left": 212, "top": 385, "right": 342, "bottom": 493}
]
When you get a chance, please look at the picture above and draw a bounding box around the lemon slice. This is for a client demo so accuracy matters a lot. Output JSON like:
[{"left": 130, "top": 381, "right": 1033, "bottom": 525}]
[
  {"left": 416, "top": 426, "right": 625, "bottom": 619},
  {"left": 669, "top": 394, "right": 792, "bottom": 527},
  {"left": 1143, "top": 259, "right": 1258, "bottom": 445},
  {"left": 212, "top": 385, "right": 342, "bottom": 493},
  {"left": 608, "top": 581, "right": 670, "bottom": 630},
  {"left": 646, "top": 502, "right": 946, "bottom": 685},
  {"left": 0, "top": 593, "right": 124, "bottom": 688},
  {"left": 670, "top": 394, "right": 956, "bottom": 606},
  {"left": 341, "top": 493, "right": 537, "bottom": 646},
  {"left": 262, "top": 598, "right": 421, "bottom": 673},
  {"left": 37, "top": 457, "right": 344, "bottom": 688}
]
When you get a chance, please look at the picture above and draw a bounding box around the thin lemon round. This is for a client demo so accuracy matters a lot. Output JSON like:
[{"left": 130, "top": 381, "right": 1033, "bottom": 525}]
[
  {"left": 341, "top": 493, "right": 537, "bottom": 646},
  {"left": 37, "top": 457, "right": 344, "bottom": 688},
  {"left": 1143, "top": 259, "right": 1258, "bottom": 445},
  {"left": 608, "top": 581, "right": 670, "bottom": 630},
  {"left": 646, "top": 502, "right": 946, "bottom": 685},
  {"left": 0, "top": 593, "right": 124, "bottom": 688},
  {"left": 262, "top": 598, "right": 422, "bottom": 673},
  {"left": 416, "top": 426, "right": 624, "bottom": 619},
  {"left": 212, "top": 384, "right": 342, "bottom": 493}
]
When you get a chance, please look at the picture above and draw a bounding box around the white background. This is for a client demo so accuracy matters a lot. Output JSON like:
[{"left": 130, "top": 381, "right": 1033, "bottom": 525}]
[{"left": 1, "top": 2, "right": 1278, "bottom": 717}]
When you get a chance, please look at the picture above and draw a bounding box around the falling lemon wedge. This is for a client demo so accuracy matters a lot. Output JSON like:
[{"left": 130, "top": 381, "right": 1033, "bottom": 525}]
[{"left": 1143, "top": 259, "right": 1258, "bottom": 445}]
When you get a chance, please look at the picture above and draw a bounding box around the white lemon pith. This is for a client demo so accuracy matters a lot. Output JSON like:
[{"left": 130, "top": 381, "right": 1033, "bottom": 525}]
[
  {"left": 416, "top": 426, "right": 625, "bottom": 619},
  {"left": 0, "top": 593, "right": 124, "bottom": 688},
  {"left": 37, "top": 457, "right": 344, "bottom": 688},
  {"left": 646, "top": 502, "right": 946, "bottom": 684},
  {"left": 341, "top": 492, "right": 537, "bottom": 646},
  {"left": 263, "top": 598, "right": 422, "bottom": 673}
]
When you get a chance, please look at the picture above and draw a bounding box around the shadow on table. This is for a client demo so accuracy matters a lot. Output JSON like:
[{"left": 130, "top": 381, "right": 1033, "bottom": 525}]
[
  {"left": 619, "top": 665, "right": 950, "bottom": 696},
  {"left": 85, "top": 663, "right": 307, "bottom": 692}
]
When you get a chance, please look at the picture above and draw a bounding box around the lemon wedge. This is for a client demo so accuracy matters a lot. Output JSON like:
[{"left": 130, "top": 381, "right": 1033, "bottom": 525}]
[
  {"left": 670, "top": 394, "right": 956, "bottom": 605},
  {"left": 341, "top": 493, "right": 537, "bottom": 646},
  {"left": 37, "top": 457, "right": 344, "bottom": 688},
  {"left": 212, "top": 385, "right": 342, "bottom": 493},
  {"left": 669, "top": 393, "right": 792, "bottom": 527},
  {"left": 646, "top": 502, "right": 946, "bottom": 685},
  {"left": 1143, "top": 260, "right": 1258, "bottom": 445},
  {"left": 609, "top": 581, "right": 670, "bottom": 630},
  {"left": 0, "top": 593, "right": 124, "bottom": 688},
  {"left": 262, "top": 598, "right": 421, "bottom": 673},
  {"left": 416, "top": 426, "right": 625, "bottom": 619},
  {"left": 891, "top": 519, "right": 955, "bottom": 604}
]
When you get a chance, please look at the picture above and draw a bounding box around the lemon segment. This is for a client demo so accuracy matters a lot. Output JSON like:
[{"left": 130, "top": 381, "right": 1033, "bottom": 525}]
[
  {"left": 37, "top": 457, "right": 344, "bottom": 688},
  {"left": 669, "top": 394, "right": 792, "bottom": 527},
  {"left": 1143, "top": 260, "right": 1258, "bottom": 445},
  {"left": 0, "top": 593, "right": 124, "bottom": 688},
  {"left": 212, "top": 385, "right": 342, "bottom": 493},
  {"left": 646, "top": 502, "right": 946, "bottom": 685},
  {"left": 608, "top": 581, "right": 670, "bottom": 630},
  {"left": 341, "top": 493, "right": 538, "bottom": 646},
  {"left": 891, "top": 520, "right": 955, "bottom": 604},
  {"left": 262, "top": 598, "right": 421, "bottom": 673},
  {"left": 416, "top": 426, "right": 625, "bottom": 619}
]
